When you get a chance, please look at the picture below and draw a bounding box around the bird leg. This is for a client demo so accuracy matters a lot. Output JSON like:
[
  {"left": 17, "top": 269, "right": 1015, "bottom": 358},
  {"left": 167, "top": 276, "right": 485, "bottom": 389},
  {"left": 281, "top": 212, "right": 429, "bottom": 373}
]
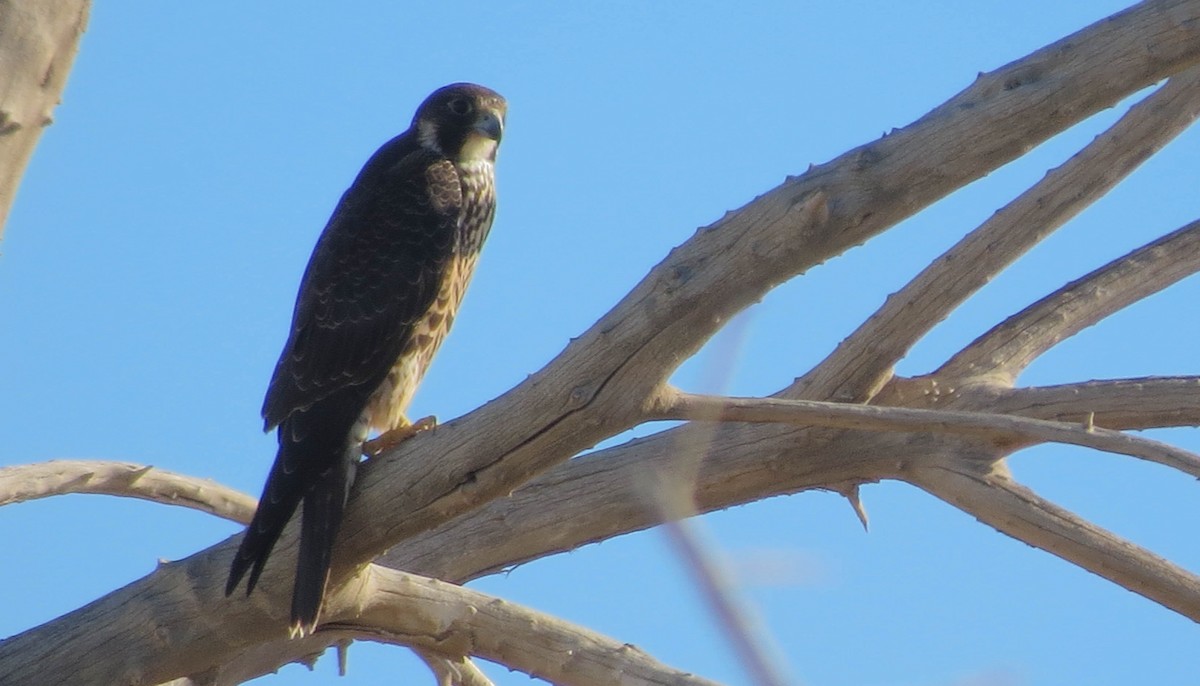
[{"left": 362, "top": 415, "right": 438, "bottom": 457}]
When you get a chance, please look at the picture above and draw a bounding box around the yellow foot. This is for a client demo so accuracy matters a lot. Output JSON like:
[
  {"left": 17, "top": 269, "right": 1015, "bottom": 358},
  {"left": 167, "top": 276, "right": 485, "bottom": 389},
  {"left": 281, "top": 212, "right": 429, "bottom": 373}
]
[{"left": 362, "top": 415, "right": 438, "bottom": 457}]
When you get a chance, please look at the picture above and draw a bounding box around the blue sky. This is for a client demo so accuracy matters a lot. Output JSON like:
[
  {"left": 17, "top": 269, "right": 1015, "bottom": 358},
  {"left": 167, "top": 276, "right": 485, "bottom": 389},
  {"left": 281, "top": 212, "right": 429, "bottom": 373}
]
[{"left": 3, "top": 2, "right": 1199, "bottom": 684}]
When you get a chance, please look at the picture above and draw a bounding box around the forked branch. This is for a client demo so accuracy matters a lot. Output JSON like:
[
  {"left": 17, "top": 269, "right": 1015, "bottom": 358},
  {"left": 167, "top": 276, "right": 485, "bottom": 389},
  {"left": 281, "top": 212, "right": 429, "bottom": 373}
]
[{"left": 801, "top": 65, "right": 1200, "bottom": 400}]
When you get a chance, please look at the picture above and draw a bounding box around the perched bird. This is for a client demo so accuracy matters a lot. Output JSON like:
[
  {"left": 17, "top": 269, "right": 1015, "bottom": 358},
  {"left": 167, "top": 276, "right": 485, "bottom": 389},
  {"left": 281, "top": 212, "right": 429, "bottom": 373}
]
[{"left": 226, "top": 83, "right": 506, "bottom": 636}]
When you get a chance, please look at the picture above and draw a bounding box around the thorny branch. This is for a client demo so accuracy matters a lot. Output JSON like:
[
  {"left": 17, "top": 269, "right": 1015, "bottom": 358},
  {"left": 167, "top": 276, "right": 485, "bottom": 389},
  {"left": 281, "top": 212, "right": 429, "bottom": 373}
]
[
  {"left": 942, "top": 218, "right": 1200, "bottom": 379},
  {"left": 801, "top": 64, "right": 1200, "bottom": 399},
  {"left": 995, "top": 376, "right": 1200, "bottom": 429},
  {"left": 656, "top": 391, "right": 1200, "bottom": 478},
  {"left": 0, "top": 460, "right": 255, "bottom": 524},
  {"left": 189, "top": 565, "right": 724, "bottom": 686}
]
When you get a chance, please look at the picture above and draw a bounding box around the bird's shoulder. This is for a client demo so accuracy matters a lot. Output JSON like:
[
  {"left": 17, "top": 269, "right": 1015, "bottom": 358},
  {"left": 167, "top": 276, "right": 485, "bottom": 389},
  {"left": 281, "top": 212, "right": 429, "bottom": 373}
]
[{"left": 351, "top": 133, "right": 464, "bottom": 216}]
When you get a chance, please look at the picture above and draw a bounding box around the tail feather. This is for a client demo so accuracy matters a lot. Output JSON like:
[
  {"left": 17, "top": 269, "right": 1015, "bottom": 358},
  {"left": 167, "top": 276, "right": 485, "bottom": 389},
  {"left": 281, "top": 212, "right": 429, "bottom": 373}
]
[
  {"left": 226, "top": 470, "right": 305, "bottom": 598},
  {"left": 290, "top": 454, "right": 353, "bottom": 636},
  {"left": 227, "top": 523, "right": 283, "bottom": 598},
  {"left": 225, "top": 408, "right": 338, "bottom": 599},
  {"left": 227, "top": 391, "right": 365, "bottom": 633}
]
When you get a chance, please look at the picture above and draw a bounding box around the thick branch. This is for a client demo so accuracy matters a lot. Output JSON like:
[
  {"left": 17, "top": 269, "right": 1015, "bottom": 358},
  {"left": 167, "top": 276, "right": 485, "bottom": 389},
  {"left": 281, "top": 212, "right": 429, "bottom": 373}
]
[
  {"left": 213, "top": 369, "right": 1200, "bottom": 681},
  {"left": 181, "top": 566, "right": 722, "bottom": 686},
  {"left": 345, "top": 0, "right": 1200, "bottom": 589},
  {"left": 0, "top": 0, "right": 89, "bottom": 239},
  {"left": 384, "top": 370, "right": 1200, "bottom": 588},
  {"left": 799, "top": 65, "right": 1200, "bottom": 400},
  {"left": 329, "top": 567, "right": 725, "bottom": 686},
  {"left": 0, "top": 460, "right": 255, "bottom": 524},
  {"left": 942, "top": 219, "right": 1200, "bottom": 379},
  {"left": 909, "top": 463, "right": 1200, "bottom": 621},
  {"left": 194, "top": 375, "right": 1200, "bottom": 680},
  {"left": 160, "top": 380, "right": 1200, "bottom": 679},
  {"left": 7, "top": 2, "right": 1200, "bottom": 682}
]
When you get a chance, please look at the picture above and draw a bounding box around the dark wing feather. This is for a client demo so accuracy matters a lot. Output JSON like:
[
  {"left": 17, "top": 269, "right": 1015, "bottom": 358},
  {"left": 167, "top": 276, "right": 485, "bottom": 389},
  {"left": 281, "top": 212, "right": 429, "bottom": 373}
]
[{"left": 262, "top": 145, "right": 462, "bottom": 430}]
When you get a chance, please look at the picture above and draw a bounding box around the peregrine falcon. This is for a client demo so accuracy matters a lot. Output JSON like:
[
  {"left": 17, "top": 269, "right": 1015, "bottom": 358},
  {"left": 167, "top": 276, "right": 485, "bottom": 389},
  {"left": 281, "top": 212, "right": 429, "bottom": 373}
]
[{"left": 226, "top": 83, "right": 506, "bottom": 636}]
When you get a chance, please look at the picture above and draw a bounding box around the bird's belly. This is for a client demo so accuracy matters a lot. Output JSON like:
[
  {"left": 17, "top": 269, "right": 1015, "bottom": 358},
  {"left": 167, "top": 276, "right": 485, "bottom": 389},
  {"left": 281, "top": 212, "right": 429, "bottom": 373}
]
[{"left": 362, "top": 253, "right": 479, "bottom": 433}]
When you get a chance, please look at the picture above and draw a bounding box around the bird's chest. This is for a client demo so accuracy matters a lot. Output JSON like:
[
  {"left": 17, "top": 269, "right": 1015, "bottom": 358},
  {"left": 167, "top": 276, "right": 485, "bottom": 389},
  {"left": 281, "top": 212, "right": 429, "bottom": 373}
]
[
  {"left": 411, "top": 162, "right": 494, "bottom": 357},
  {"left": 364, "top": 163, "right": 495, "bottom": 431},
  {"left": 457, "top": 162, "right": 495, "bottom": 252}
]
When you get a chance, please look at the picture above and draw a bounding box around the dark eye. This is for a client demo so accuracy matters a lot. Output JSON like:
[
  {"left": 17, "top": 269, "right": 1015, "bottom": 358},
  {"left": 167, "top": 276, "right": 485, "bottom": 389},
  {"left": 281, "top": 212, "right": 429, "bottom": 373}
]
[{"left": 447, "top": 98, "right": 472, "bottom": 116}]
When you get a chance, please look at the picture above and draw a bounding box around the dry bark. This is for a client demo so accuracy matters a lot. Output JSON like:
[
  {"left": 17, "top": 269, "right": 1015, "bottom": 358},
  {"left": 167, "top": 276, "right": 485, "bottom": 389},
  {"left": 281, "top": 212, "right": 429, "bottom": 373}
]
[
  {"left": 0, "top": 0, "right": 89, "bottom": 242},
  {"left": 0, "top": 460, "right": 256, "bottom": 524}
]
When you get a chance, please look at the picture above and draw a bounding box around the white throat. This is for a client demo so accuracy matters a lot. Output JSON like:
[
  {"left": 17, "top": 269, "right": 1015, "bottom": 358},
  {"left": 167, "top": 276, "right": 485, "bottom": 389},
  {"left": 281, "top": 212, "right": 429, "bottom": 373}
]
[{"left": 458, "top": 133, "right": 498, "bottom": 164}]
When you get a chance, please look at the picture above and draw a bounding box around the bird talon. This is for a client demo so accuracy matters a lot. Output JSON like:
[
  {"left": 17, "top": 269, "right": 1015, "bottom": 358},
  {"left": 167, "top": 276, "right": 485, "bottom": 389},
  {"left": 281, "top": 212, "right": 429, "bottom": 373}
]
[
  {"left": 411, "top": 415, "right": 438, "bottom": 433},
  {"left": 362, "top": 415, "right": 439, "bottom": 457}
]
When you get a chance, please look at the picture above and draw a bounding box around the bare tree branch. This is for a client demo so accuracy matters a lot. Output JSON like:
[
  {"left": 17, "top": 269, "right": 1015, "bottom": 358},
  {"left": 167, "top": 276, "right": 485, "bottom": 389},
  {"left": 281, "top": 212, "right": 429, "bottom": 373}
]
[
  {"left": 200, "top": 367, "right": 1200, "bottom": 683},
  {"left": 220, "top": 374, "right": 1200, "bottom": 681},
  {"left": 658, "top": 391, "right": 1200, "bottom": 478},
  {"left": 941, "top": 218, "right": 1200, "bottom": 379},
  {"left": 177, "top": 565, "right": 727, "bottom": 686},
  {"left": 326, "top": 566, "right": 727, "bottom": 686},
  {"left": 909, "top": 463, "right": 1200, "bottom": 621},
  {"left": 0, "top": 0, "right": 90, "bottom": 240},
  {"left": 178, "top": 632, "right": 351, "bottom": 685},
  {"left": 412, "top": 649, "right": 496, "bottom": 686},
  {"left": 386, "top": 371, "right": 1200, "bottom": 600},
  {"left": 345, "top": 0, "right": 1200, "bottom": 606},
  {"left": 800, "top": 65, "right": 1200, "bottom": 400},
  {"left": 996, "top": 376, "right": 1200, "bottom": 429},
  {"left": 0, "top": 460, "right": 255, "bottom": 524}
]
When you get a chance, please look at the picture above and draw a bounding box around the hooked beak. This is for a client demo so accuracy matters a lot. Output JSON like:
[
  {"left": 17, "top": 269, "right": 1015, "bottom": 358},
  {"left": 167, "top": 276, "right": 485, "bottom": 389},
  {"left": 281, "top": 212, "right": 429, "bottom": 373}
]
[{"left": 474, "top": 109, "right": 504, "bottom": 142}]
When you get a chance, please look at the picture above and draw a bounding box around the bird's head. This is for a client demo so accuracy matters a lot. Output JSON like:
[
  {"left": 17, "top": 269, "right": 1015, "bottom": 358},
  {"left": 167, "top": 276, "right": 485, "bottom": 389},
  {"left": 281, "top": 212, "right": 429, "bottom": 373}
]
[{"left": 415, "top": 83, "right": 506, "bottom": 164}]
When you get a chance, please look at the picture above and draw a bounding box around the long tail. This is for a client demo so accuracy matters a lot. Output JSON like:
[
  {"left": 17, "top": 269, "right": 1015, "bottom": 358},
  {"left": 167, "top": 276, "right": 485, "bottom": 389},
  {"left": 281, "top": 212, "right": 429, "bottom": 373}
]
[
  {"left": 226, "top": 450, "right": 307, "bottom": 599},
  {"left": 291, "top": 453, "right": 355, "bottom": 636},
  {"left": 226, "top": 399, "right": 362, "bottom": 634}
]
